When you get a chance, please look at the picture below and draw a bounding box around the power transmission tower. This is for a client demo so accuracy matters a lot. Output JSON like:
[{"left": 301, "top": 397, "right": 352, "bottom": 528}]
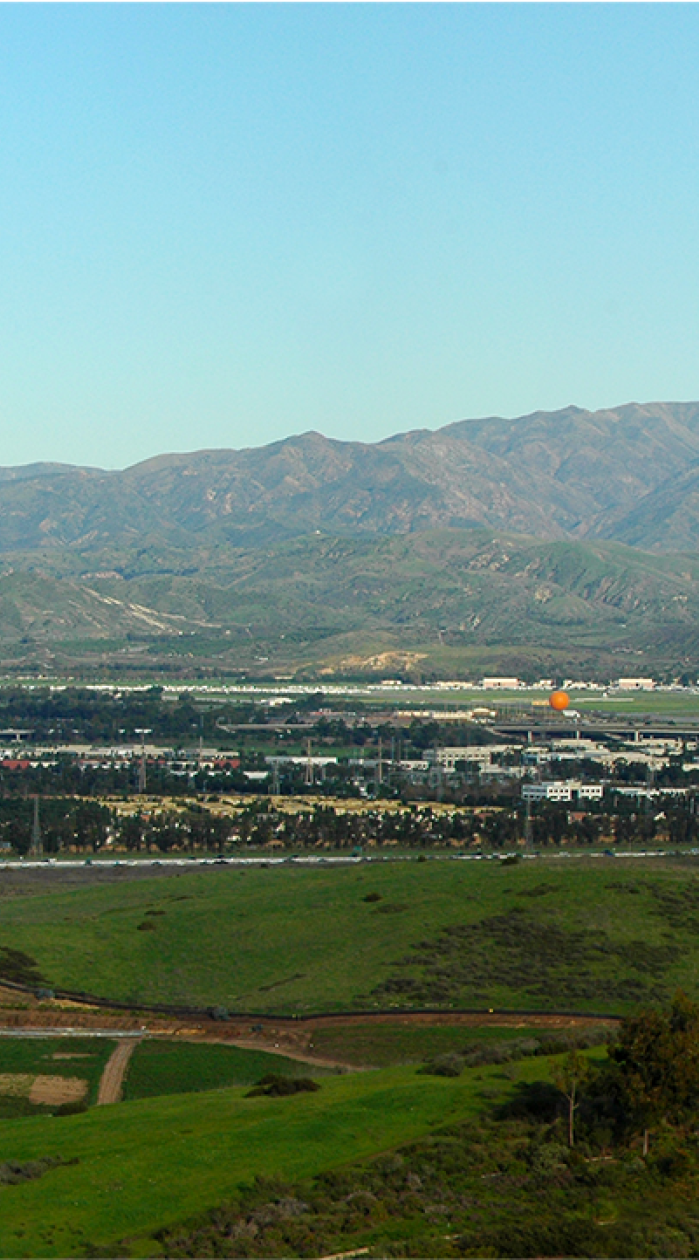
[
  {"left": 135, "top": 729, "right": 148, "bottom": 794},
  {"left": 29, "top": 795, "right": 42, "bottom": 858}
]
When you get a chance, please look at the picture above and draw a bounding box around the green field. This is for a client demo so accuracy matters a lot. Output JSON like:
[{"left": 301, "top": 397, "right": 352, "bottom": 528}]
[
  {"left": 6, "top": 1030, "right": 699, "bottom": 1259},
  {"left": 0, "top": 1058, "right": 511, "bottom": 1258},
  {"left": 0, "top": 1037, "right": 115, "bottom": 1118},
  {"left": 4, "top": 856, "right": 699, "bottom": 1258},
  {"left": 2, "top": 859, "right": 699, "bottom": 1016},
  {"left": 123, "top": 1040, "right": 330, "bottom": 1102},
  {"left": 306, "top": 1020, "right": 543, "bottom": 1067}
]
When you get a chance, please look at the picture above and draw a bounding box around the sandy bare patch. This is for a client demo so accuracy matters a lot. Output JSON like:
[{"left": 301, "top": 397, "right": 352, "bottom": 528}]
[
  {"left": 50, "top": 1053, "right": 90, "bottom": 1060},
  {"left": 29, "top": 1076, "right": 87, "bottom": 1105}
]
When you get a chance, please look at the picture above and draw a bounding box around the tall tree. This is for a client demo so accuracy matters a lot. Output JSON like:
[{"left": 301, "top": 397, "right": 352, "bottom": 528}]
[
  {"left": 551, "top": 1049, "right": 590, "bottom": 1147},
  {"left": 610, "top": 992, "right": 699, "bottom": 1155}
]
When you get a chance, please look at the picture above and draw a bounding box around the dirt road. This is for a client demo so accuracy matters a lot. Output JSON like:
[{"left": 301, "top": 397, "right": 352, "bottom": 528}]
[
  {"left": 0, "top": 987, "right": 619, "bottom": 1075},
  {"left": 96, "top": 1038, "right": 140, "bottom": 1105}
]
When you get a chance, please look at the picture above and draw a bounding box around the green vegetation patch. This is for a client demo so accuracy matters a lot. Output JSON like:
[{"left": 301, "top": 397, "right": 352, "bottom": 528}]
[
  {"left": 371, "top": 905, "right": 679, "bottom": 1010},
  {"left": 155, "top": 1111, "right": 699, "bottom": 1259},
  {"left": 0, "top": 1037, "right": 115, "bottom": 1118},
  {"left": 0, "top": 947, "right": 45, "bottom": 986},
  {"left": 123, "top": 1040, "right": 326, "bottom": 1102},
  {"left": 307, "top": 1021, "right": 543, "bottom": 1068}
]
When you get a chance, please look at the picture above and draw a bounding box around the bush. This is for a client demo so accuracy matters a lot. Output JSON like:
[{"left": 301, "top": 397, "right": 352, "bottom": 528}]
[
  {"left": 537, "top": 1026, "right": 615, "bottom": 1055},
  {"left": 420, "top": 1053, "right": 465, "bottom": 1077},
  {"left": 246, "top": 1074, "right": 320, "bottom": 1098},
  {"left": 462, "top": 1038, "right": 543, "bottom": 1067},
  {"left": 53, "top": 1100, "right": 88, "bottom": 1117}
]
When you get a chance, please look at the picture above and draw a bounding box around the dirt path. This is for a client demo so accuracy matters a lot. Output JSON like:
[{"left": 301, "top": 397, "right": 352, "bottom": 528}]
[
  {"left": 221, "top": 1036, "right": 368, "bottom": 1071},
  {"left": 96, "top": 1038, "right": 140, "bottom": 1105}
]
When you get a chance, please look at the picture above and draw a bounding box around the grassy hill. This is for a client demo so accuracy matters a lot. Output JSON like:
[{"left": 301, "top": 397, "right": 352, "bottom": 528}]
[
  {"left": 0, "top": 1060, "right": 492, "bottom": 1257},
  {"left": 3, "top": 860, "right": 699, "bottom": 1016},
  {"left": 6, "top": 859, "right": 699, "bottom": 1258}
]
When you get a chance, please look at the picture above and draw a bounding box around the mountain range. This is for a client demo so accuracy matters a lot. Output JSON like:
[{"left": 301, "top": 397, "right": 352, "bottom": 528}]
[
  {"left": 3, "top": 401, "right": 699, "bottom": 679},
  {"left": 3, "top": 400, "right": 699, "bottom": 554}
]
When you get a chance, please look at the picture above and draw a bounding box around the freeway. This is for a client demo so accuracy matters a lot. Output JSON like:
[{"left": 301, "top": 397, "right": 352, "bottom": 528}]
[
  {"left": 1, "top": 848, "right": 698, "bottom": 872},
  {"left": 490, "top": 716, "right": 699, "bottom": 740}
]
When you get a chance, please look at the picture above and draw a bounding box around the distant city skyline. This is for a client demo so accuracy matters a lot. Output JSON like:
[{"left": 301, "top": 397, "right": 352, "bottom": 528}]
[{"left": 1, "top": 4, "right": 698, "bottom": 469}]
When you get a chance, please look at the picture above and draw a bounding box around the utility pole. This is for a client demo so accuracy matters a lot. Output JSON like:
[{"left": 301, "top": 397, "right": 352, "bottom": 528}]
[
  {"left": 305, "top": 738, "right": 313, "bottom": 787},
  {"left": 377, "top": 737, "right": 383, "bottom": 789}
]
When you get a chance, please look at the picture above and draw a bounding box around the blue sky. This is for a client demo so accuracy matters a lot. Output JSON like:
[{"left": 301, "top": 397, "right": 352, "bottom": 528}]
[{"left": 1, "top": 3, "right": 699, "bottom": 468}]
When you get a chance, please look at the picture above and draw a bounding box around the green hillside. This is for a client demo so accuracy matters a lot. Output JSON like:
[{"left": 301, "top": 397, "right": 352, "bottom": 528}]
[
  {"left": 2, "top": 860, "right": 699, "bottom": 1015},
  {"left": 0, "top": 1061, "right": 490, "bottom": 1257}
]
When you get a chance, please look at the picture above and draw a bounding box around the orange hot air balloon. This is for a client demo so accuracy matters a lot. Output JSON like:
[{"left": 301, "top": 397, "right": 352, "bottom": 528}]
[{"left": 549, "top": 689, "right": 570, "bottom": 712}]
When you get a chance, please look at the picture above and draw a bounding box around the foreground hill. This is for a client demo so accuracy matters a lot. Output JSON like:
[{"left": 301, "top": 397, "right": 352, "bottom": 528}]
[{"left": 3, "top": 401, "right": 699, "bottom": 553}]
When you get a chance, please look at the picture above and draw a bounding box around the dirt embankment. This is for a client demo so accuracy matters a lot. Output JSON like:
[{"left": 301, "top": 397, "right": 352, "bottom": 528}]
[{"left": 0, "top": 985, "right": 619, "bottom": 1070}]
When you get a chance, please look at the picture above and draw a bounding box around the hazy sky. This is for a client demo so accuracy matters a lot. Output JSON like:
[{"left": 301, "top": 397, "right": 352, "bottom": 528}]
[{"left": 2, "top": 3, "right": 699, "bottom": 469}]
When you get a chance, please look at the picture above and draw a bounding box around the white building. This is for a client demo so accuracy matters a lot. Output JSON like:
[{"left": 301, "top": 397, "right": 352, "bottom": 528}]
[
  {"left": 522, "top": 780, "right": 604, "bottom": 802},
  {"left": 577, "top": 782, "right": 605, "bottom": 800},
  {"left": 427, "top": 745, "right": 517, "bottom": 772},
  {"left": 522, "top": 781, "right": 575, "bottom": 802},
  {"left": 265, "top": 755, "right": 338, "bottom": 767}
]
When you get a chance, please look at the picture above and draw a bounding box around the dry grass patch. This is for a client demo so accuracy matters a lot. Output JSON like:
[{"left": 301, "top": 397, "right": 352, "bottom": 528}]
[
  {"left": 29, "top": 1075, "right": 87, "bottom": 1105},
  {"left": 0, "top": 1072, "right": 87, "bottom": 1104}
]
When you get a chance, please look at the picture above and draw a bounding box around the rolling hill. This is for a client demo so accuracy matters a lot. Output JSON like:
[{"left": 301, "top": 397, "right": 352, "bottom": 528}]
[{"left": 3, "top": 528, "right": 699, "bottom": 680}]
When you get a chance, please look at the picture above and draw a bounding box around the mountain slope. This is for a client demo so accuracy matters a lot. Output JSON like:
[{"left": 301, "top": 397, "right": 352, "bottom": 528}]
[{"left": 3, "top": 401, "right": 699, "bottom": 553}]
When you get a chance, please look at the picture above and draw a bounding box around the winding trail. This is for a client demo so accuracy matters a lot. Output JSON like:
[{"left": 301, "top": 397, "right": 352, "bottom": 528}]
[{"left": 96, "top": 1037, "right": 140, "bottom": 1105}]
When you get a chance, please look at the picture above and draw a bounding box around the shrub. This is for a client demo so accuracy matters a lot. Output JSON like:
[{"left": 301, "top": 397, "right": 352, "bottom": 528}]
[
  {"left": 246, "top": 1074, "right": 320, "bottom": 1098},
  {"left": 420, "top": 1053, "right": 465, "bottom": 1077}
]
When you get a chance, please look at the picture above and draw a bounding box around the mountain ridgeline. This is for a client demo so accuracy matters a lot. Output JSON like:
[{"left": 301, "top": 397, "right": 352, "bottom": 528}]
[
  {"left": 3, "top": 401, "right": 699, "bottom": 678},
  {"left": 4, "top": 400, "right": 699, "bottom": 553}
]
